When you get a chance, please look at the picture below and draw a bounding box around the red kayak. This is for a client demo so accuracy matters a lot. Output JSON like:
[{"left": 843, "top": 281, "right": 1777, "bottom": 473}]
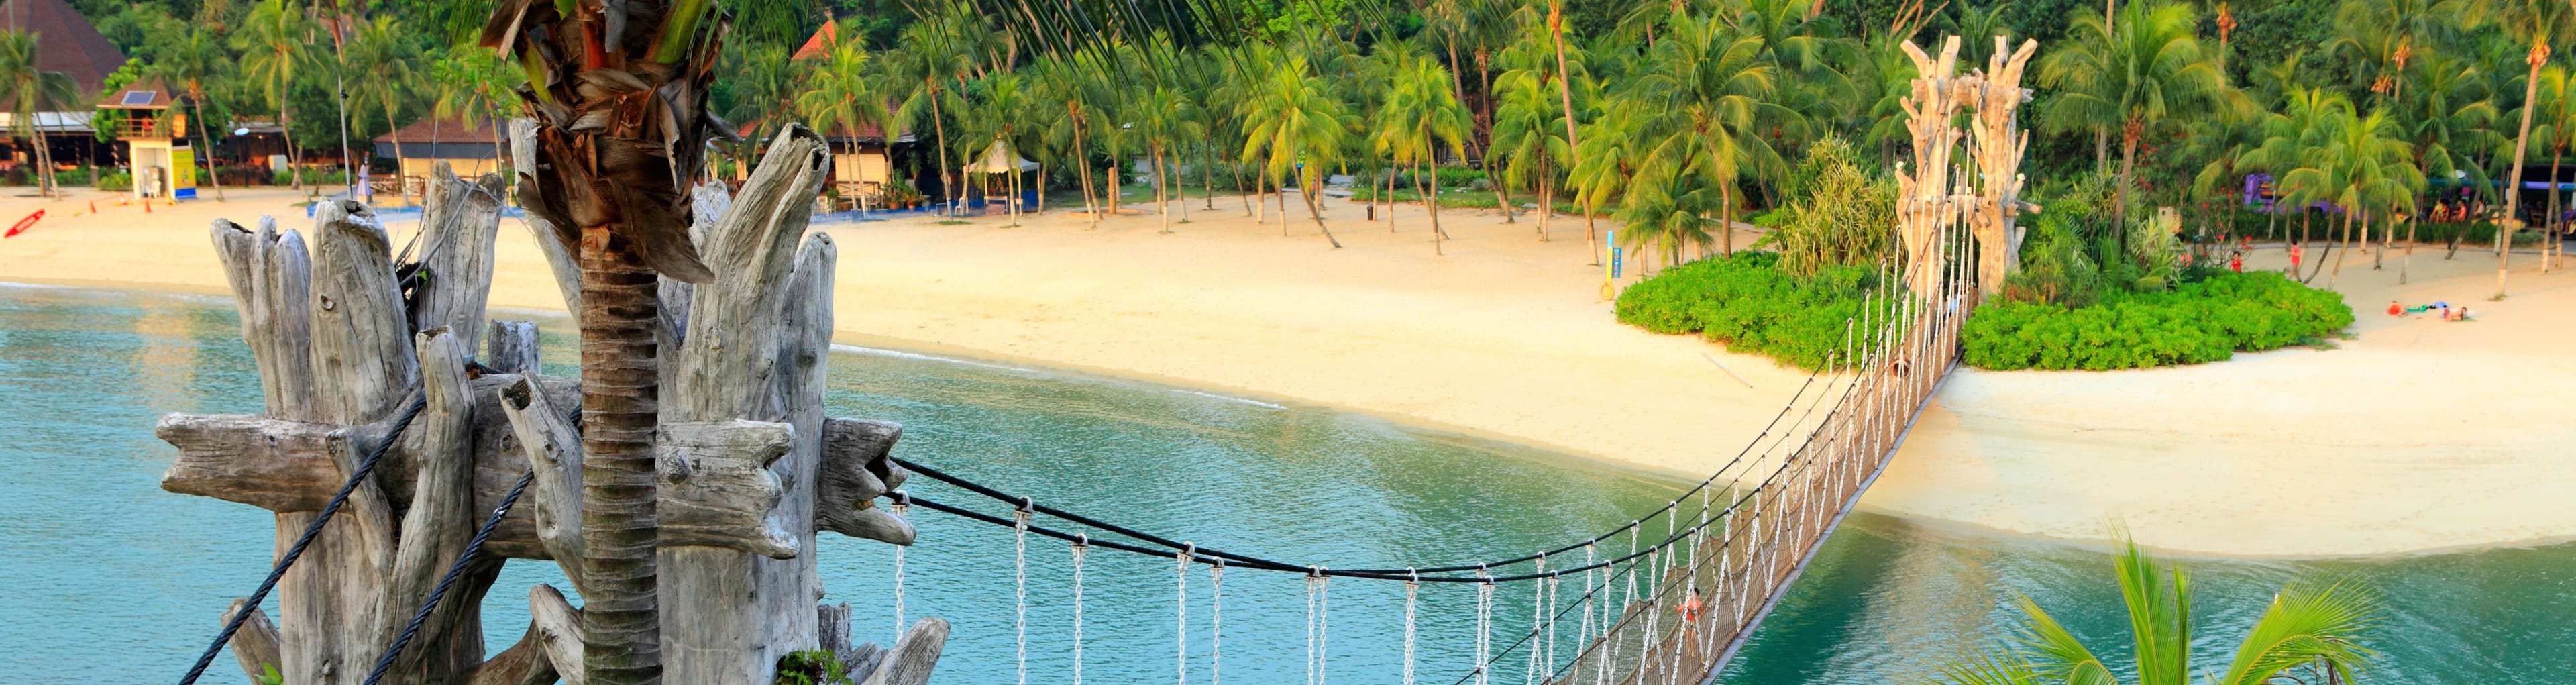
[{"left": 3, "top": 209, "right": 41, "bottom": 238}]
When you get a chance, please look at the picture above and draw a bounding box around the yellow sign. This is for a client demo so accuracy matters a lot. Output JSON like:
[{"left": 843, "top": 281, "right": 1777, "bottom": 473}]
[{"left": 170, "top": 146, "right": 198, "bottom": 200}]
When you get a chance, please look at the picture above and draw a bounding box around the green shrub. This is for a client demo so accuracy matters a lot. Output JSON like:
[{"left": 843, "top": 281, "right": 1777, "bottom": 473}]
[
  {"left": 773, "top": 649, "right": 851, "bottom": 684},
  {"left": 1752, "top": 138, "right": 1896, "bottom": 278},
  {"left": 95, "top": 170, "right": 132, "bottom": 191},
  {"left": 1962, "top": 270, "right": 2353, "bottom": 370},
  {"left": 1615, "top": 252, "right": 1891, "bottom": 370}
]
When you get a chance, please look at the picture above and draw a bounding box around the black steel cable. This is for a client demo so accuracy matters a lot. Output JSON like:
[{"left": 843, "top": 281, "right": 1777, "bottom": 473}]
[
  {"left": 360, "top": 468, "right": 536, "bottom": 685},
  {"left": 177, "top": 392, "right": 428, "bottom": 685}
]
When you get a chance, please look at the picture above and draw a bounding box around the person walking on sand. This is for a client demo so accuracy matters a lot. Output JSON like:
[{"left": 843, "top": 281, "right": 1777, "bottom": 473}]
[{"left": 2288, "top": 242, "right": 2304, "bottom": 276}]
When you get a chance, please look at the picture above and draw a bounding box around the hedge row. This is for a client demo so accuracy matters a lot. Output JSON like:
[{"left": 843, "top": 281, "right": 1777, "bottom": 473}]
[
  {"left": 1613, "top": 252, "right": 1885, "bottom": 370},
  {"left": 1617, "top": 254, "right": 2354, "bottom": 372},
  {"left": 1960, "top": 270, "right": 2353, "bottom": 370}
]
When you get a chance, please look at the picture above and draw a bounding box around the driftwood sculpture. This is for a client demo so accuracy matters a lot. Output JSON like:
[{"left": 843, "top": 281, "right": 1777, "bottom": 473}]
[
  {"left": 1897, "top": 35, "right": 2042, "bottom": 299},
  {"left": 161, "top": 144, "right": 946, "bottom": 684},
  {"left": 1964, "top": 37, "right": 2043, "bottom": 297},
  {"left": 1894, "top": 37, "right": 1968, "bottom": 300}
]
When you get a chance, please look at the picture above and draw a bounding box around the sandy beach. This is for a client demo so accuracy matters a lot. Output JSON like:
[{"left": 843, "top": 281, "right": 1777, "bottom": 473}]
[{"left": 3, "top": 186, "right": 2567, "bottom": 558}]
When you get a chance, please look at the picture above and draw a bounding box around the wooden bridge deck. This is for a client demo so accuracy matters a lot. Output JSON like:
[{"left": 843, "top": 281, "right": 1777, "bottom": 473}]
[{"left": 1552, "top": 296, "right": 1966, "bottom": 685}]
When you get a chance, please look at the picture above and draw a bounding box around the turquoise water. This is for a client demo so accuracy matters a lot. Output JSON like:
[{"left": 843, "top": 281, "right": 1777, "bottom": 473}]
[{"left": 1, "top": 284, "right": 2568, "bottom": 684}]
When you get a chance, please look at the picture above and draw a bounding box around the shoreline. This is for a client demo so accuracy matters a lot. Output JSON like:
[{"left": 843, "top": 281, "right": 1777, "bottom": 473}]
[{"left": 5, "top": 187, "right": 2570, "bottom": 558}]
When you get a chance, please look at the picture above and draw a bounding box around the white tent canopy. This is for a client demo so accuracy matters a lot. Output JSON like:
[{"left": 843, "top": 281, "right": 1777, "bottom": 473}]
[{"left": 966, "top": 141, "right": 1038, "bottom": 174}]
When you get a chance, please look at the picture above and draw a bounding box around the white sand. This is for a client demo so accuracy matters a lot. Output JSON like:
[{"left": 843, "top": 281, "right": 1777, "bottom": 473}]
[{"left": 3, "top": 186, "right": 2567, "bottom": 557}]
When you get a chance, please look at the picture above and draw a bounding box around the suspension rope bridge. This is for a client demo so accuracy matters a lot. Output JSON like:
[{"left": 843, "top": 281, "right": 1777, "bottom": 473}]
[{"left": 873, "top": 213, "right": 1980, "bottom": 685}]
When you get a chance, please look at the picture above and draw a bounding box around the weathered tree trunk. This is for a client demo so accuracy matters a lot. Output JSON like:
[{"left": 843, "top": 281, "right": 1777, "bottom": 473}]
[
  {"left": 1894, "top": 38, "right": 1966, "bottom": 299},
  {"left": 1966, "top": 38, "right": 2041, "bottom": 298}
]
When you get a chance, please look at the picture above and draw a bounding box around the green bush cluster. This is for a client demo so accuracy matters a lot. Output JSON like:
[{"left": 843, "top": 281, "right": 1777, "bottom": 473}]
[
  {"left": 1614, "top": 252, "right": 1888, "bottom": 370},
  {"left": 95, "top": 170, "right": 132, "bottom": 191},
  {"left": 1962, "top": 270, "right": 2353, "bottom": 370},
  {"left": 1752, "top": 138, "right": 1896, "bottom": 278},
  {"left": 1350, "top": 186, "right": 1589, "bottom": 214}
]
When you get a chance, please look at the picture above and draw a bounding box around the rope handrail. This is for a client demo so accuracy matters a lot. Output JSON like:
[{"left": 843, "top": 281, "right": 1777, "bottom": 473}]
[{"left": 884, "top": 367, "right": 1839, "bottom": 579}]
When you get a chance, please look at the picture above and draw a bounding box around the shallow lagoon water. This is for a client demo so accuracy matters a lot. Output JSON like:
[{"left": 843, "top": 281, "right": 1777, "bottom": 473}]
[{"left": 1, "top": 284, "right": 2567, "bottom": 684}]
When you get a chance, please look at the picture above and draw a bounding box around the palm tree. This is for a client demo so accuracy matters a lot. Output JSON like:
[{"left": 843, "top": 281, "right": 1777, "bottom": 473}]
[
  {"left": 427, "top": 48, "right": 516, "bottom": 185},
  {"left": 346, "top": 17, "right": 419, "bottom": 205},
  {"left": 1491, "top": 68, "right": 1570, "bottom": 242},
  {"left": 1135, "top": 84, "right": 1203, "bottom": 233},
  {"left": 2039, "top": 0, "right": 2226, "bottom": 251},
  {"left": 961, "top": 72, "right": 1040, "bottom": 226},
  {"left": 2328, "top": 0, "right": 2477, "bottom": 108},
  {"left": 152, "top": 27, "right": 231, "bottom": 201},
  {"left": 720, "top": 44, "right": 801, "bottom": 176},
  {"left": 796, "top": 35, "right": 886, "bottom": 207},
  {"left": 2237, "top": 89, "right": 2355, "bottom": 280},
  {"left": 2487, "top": 0, "right": 2576, "bottom": 297},
  {"left": 1927, "top": 534, "right": 2379, "bottom": 685},
  {"left": 1627, "top": 9, "right": 1796, "bottom": 256},
  {"left": 1239, "top": 56, "right": 1353, "bottom": 248},
  {"left": 881, "top": 7, "right": 979, "bottom": 217},
  {"left": 1030, "top": 57, "right": 1106, "bottom": 226},
  {"left": 478, "top": 1, "right": 729, "bottom": 682},
  {"left": 2280, "top": 109, "right": 2422, "bottom": 289},
  {"left": 1568, "top": 96, "right": 1641, "bottom": 264},
  {"left": 236, "top": 0, "right": 315, "bottom": 189},
  {"left": 2394, "top": 51, "right": 2505, "bottom": 280},
  {"left": 0, "top": 31, "right": 77, "bottom": 198},
  {"left": 2529, "top": 66, "right": 2576, "bottom": 272},
  {"left": 1371, "top": 54, "right": 1470, "bottom": 253}
]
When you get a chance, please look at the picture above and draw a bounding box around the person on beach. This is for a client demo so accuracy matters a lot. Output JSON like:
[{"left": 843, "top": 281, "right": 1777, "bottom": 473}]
[
  {"left": 2288, "top": 242, "right": 2304, "bottom": 275},
  {"left": 2388, "top": 301, "right": 2404, "bottom": 317}
]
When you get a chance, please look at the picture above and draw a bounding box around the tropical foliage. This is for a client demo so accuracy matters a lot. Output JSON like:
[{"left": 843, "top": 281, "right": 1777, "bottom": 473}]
[{"left": 1925, "top": 533, "right": 2380, "bottom": 685}]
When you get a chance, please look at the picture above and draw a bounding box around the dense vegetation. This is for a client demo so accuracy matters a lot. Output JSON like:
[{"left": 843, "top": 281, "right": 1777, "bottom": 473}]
[
  {"left": 1615, "top": 252, "right": 1890, "bottom": 370},
  {"left": 19, "top": 0, "right": 2568, "bottom": 272},
  {"left": 1963, "top": 271, "right": 2355, "bottom": 370}
]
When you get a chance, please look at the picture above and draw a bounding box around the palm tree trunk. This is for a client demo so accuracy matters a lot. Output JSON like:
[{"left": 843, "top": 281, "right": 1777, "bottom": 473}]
[
  {"left": 2534, "top": 150, "right": 2555, "bottom": 272},
  {"left": 1173, "top": 147, "right": 1189, "bottom": 224},
  {"left": 1108, "top": 150, "right": 1123, "bottom": 217},
  {"left": 2373, "top": 204, "right": 2386, "bottom": 270},
  {"left": 32, "top": 126, "right": 54, "bottom": 198},
  {"left": 2498, "top": 44, "right": 2546, "bottom": 299},
  {"left": 1075, "top": 121, "right": 1098, "bottom": 229},
  {"left": 931, "top": 89, "right": 954, "bottom": 217},
  {"left": 1201, "top": 142, "right": 1217, "bottom": 211},
  {"left": 2093, "top": 127, "right": 2108, "bottom": 175},
  {"left": 2116, "top": 123, "right": 2139, "bottom": 257},
  {"left": 1303, "top": 168, "right": 1342, "bottom": 248},
  {"left": 1538, "top": 174, "right": 1552, "bottom": 241},
  {"left": 284, "top": 103, "right": 303, "bottom": 189},
  {"left": 2402, "top": 213, "right": 2417, "bottom": 284},
  {"left": 1446, "top": 42, "right": 1480, "bottom": 162},
  {"left": 384, "top": 100, "right": 407, "bottom": 205},
  {"left": 1235, "top": 161, "right": 1253, "bottom": 216},
  {"left": 2329, "top": 207, "right": 2354, "bottom": 289},
  {"left": 195, "top": 95, "right": 225, "bottom": 201},
  {"left": 578, "top": 225, "right": 665, "bottom": 685},
  {"left": 1386, "top": 162, "right": 1399, "bottom": 233},
  {"left": 1155, "top": 142, "right": 1171, "bottom": 233},
  {"left": 1421, "top": 150, "right": 1444, "bottom": 254}
]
